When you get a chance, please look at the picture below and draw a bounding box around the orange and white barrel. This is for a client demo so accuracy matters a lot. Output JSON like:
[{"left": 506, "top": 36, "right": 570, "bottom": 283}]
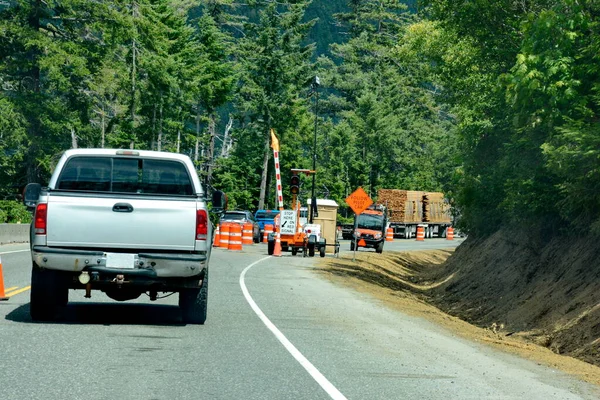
[
  {"left": 416, "top": 225, "right": 425, "bottom": 241},
  {"left": 242, "top": 222, "right": 254, "bottom": 245},
  {"left": 213, "top": 224, "right": 221, "bottom": 247},
  {"left": 228, "top": 223, "right": 243, "bottom": 251},
  {"left": 386, "top": 227, "right": 394, "bottom": 242},
  {"left": 446, "top": 227, "right": 454, "bottom": 241},
  {"left": 219, "top": 222, "right": 230, "bottom": 249},
  {"left": 263, "top": 224, "right": 273, "bottom": 243}
]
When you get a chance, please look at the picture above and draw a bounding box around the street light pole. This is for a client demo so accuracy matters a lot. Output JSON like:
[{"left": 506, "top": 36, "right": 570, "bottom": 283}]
[{"left": 310, "top": 76, "right": 320, "bottom": 224}]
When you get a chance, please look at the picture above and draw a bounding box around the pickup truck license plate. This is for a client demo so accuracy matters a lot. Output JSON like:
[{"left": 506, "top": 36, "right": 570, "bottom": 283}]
[{"left": 105, "top": 253, "right": 135, "bottom": 269}]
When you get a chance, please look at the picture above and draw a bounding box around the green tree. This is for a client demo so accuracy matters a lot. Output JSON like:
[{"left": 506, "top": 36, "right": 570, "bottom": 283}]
[{"left": 229, "top": 1, "right": 315, "bottom": 210}]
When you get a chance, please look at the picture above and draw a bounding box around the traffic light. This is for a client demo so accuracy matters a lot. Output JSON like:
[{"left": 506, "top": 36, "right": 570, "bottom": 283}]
[{"left": 290, "top": 174, "right": 300, "bottom": 195}]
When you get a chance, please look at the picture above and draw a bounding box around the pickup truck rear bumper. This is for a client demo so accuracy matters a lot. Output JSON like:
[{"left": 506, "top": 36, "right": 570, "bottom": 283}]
[{"left": 32, "top": 246, "right": 208, "bottom": 278}]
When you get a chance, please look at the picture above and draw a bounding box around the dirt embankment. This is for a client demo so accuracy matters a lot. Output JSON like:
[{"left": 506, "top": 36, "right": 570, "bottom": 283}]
[{"left": 316, "top": 230, "right": 600, "bottom": 384}]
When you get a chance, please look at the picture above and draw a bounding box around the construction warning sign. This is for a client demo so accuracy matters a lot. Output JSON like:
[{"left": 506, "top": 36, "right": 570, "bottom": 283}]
[{"left": 345, "top": 187, "right": 373, "bottom": 215}]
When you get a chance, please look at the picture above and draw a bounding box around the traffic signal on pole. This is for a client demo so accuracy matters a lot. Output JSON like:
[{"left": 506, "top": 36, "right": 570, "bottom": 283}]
[{"left": 290, "top": 174, "right": 300, "bottom": 195}]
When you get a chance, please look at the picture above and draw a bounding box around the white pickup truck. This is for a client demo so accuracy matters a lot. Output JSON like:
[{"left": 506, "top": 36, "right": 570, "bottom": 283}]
[{"left": 23, "top": 149, "right": 226, "bottom": 324}]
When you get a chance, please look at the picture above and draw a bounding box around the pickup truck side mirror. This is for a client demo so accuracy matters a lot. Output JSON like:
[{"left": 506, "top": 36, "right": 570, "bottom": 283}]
[
  {"left": 211, "top": 190, "right": 227, "bottom": 213},
  {"left": 23, "top": 183, "right": 42, "bottom": 209}
]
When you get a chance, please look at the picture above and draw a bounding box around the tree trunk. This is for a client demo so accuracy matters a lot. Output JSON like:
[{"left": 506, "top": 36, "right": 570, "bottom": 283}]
[
  {"left": 176, "top": 107, "right": 182, "bottom": 153},
  {"left": 206, "top": 112, "right": 217, "bottom": 185},
  {"left": 195, "top": 105, "right": 201, "bottom": 163},
  {"left": 152, "top": 104, "right": 157, "bottom": 150},
  {"left": 157, "top": 93, "right": 163, "bottom": 151},
  {"left": 101, "top": 105, "right": 106, "bottom": 148},
  {"left": 257, "top": 125, "right": 271, "bottom": 210},
  {"left": 26, "top": 0, "right": 42, "bottom": 182},
  {"left": 129, "top": 1, "right": 138, "bottom": 149},
  {"left": 221, "top": 115, "right": 233, "bottom": 157},
  {"left": 71, "top": 127, "right": 78, "bottom": 149}
]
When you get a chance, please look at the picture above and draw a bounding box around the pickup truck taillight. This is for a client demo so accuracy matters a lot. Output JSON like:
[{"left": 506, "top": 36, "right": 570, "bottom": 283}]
[
  {"left": 35, "top": 203, "right": 48, "bottom": 235},
  {"left": 196, "top": 209, "right": 208, "bottom": 240}
]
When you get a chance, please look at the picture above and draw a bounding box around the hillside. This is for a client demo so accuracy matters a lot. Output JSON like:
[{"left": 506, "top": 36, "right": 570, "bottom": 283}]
[
  {"left": 430, "top": 230, "right": 600, "bottom": 367},
  {"left": 317, "top": 232, "right": 600, "bottom": 377}
]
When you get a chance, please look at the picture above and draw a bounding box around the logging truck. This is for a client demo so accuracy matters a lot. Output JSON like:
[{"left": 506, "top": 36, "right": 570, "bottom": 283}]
[{"left": 378, "top": 189, "right": 452, "bottom": 239}]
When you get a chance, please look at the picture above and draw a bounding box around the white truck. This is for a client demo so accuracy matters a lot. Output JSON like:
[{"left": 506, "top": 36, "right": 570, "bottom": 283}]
[{"left": 23, "top": 149, "right": 226, "bottom": 324}]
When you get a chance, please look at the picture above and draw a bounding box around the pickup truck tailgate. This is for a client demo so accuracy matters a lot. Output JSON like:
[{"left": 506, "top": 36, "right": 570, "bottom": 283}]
[{"left": 46, "top": 195, "right": 197, "bottom": 250}]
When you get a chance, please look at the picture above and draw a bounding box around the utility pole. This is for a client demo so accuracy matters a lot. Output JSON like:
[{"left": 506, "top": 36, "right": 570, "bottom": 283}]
[{"left": 310, "top": 76, "right": 320, "bottom": 223}]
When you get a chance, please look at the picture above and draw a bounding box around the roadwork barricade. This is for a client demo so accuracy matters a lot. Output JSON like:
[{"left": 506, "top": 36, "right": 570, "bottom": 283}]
[
  {"left": 416, "top": 225, "right": 425, "bottom": 241},
  {"left": 446, "top": 227, "right": 454, "bottom": 241},
  {"left": 242, "top": 222, "right": 254, "bottom": 245},
  {"left": 263, "top": 224, "right": 273, "bottom": 243},
  {"left": 228, "top": 224, "right": 243, "bottom": 251},
  {"left": 219, "top": 223, "right": 230, "bottom": 249},
  {"left": 386, "top": 227, "right": 394, "bottom": 242}
]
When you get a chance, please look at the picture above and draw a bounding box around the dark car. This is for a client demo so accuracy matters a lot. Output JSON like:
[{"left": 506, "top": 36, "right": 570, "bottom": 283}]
[{"left": 219, "top": 210, "right": 261, "bottom": 243}]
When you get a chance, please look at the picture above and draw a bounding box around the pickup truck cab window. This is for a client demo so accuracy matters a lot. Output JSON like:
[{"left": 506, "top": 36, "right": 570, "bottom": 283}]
[{"left": 56, "top": 156, "right": 193, "bottom": 196}]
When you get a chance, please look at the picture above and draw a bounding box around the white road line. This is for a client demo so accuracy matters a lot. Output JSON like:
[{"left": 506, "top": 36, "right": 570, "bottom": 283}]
[
  {"left": 0, "top": 249, "right": 29, "bottom": 255},
  {"left": 240, "top": 256, "right": 348, "bottom": 400}
]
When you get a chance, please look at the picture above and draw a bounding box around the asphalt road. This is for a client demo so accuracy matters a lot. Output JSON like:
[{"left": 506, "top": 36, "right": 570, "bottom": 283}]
[{"left": 1, "top": 239, "right": 599, "bottom": 400}]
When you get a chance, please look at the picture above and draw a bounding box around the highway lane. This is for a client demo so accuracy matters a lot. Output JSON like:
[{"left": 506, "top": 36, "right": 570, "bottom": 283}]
[{"left": 1, "top": 240, "right": 599, "bottom": 399}]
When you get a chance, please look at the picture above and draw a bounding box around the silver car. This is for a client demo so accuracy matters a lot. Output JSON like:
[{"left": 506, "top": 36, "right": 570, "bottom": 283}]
[{"left": 219, "top": 210, "right": 261, "bottom": 243}]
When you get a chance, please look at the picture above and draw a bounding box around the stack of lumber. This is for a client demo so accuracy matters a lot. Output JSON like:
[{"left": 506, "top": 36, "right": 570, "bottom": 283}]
[
  {"left": 377, "top": 189, "right": 451, "bottom": 224},
  {"left": 425, "top": 192, "right": 451, "bottom": 223}
]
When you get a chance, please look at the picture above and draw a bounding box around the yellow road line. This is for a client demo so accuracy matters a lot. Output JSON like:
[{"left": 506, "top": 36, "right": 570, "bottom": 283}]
[
  {"left": 5, "top": 286, "right": 31, "bottom": 297},
  {"left": 4, "top": 286, "right": 18, "bottom": 292}
]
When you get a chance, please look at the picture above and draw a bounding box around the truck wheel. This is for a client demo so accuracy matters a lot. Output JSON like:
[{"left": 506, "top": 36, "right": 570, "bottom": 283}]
[
  {"left": 308, "top": 243, "right": 315, "bottom": 257},
  {"left": 30, "top": 264, "right": 67, "bottom": 321},
  {"left": 320, "top": 246, "right": 326, "bottom": 258},
  {"left": 291, "top": 247, "right": 298, "bottom": 256},
  {"left": 180, "top": 272, "right": 208, "bottom": 325},
  {"left": 376, "top": 242, "right": 384, "bottom": 254},
  {"left": 267, "top": 240, "right": 275, "bottom": 255}
]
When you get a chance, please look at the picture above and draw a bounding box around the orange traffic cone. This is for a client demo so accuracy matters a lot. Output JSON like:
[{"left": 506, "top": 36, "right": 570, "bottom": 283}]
[
  {"left": 0, "top": 255, "right": 8, "bottom": 301},
  {"left": 446, "top": 227, "right": 454, "bottom": 241},
  {"left": 213, "top": 224, "right": 221, "bottom": 247},
  {"left": 273, "top": 232, "right": 282, "bottom": 257}
]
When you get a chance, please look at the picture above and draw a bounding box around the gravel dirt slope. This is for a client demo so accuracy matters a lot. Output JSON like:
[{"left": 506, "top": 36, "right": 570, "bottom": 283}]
[{"left": 315, "top": 237, "right": 600, "bottom": 386}]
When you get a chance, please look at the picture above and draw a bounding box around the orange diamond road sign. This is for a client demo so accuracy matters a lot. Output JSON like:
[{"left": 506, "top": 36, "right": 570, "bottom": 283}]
[{"left": 345, "top": 187, "right": 373, "bottom": 215}]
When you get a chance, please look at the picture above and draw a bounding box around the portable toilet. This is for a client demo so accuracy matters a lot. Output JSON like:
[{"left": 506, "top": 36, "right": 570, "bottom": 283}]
[{"left": 307, "top": 198, "right": 339, "bottom": 254}]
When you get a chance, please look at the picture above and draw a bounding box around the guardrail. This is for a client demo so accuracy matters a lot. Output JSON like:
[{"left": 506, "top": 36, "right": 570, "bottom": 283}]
[{"left": 0, "top": 224, "right": 29, "bottom": 244}]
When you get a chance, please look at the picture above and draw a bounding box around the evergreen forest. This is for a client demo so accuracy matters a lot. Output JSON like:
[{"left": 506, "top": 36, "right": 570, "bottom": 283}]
[{"left": 0, "top": 0, "right": 598, "bottom": 238}]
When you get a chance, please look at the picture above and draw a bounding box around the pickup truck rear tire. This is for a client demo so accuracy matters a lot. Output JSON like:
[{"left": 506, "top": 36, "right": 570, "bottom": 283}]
[
  {"left": 30, "top": 264, "right": 68, "bottom": 321},
  {"left": 179, "top": 272, "right": 208, "bottom": 325}
]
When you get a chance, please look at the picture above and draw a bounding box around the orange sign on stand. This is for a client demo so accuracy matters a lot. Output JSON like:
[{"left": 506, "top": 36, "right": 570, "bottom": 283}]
[{"left": 345, "top": 187, "right": 373, "bottom": 215}]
